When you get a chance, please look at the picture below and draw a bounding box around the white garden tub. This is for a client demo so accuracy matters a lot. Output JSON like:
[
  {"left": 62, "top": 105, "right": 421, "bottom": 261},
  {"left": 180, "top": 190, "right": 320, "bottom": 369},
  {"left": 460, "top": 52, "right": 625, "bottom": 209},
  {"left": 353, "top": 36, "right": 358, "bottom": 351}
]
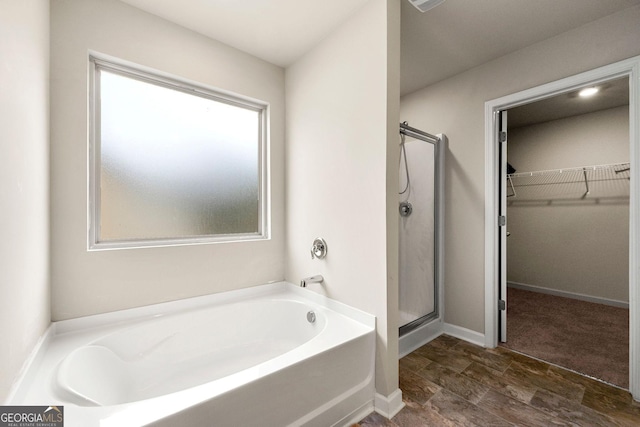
[{"left": 9, "top": 282, "right": 376, "bottom": 427}]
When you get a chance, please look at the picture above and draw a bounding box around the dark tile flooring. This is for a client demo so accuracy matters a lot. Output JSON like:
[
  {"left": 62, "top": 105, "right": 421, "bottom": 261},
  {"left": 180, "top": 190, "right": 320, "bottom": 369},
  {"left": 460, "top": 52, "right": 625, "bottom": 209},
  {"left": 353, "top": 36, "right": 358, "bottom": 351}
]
[{"left": 354, "top": 335, "right": 640, "bottom": 426}]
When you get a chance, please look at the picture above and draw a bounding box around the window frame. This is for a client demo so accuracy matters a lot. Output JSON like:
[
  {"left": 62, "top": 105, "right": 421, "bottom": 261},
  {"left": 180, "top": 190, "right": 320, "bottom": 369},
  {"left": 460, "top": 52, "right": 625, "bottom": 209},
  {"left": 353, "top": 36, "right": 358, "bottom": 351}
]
[{"left": 88, "top": 56, "right": 269, "bottom": 250}]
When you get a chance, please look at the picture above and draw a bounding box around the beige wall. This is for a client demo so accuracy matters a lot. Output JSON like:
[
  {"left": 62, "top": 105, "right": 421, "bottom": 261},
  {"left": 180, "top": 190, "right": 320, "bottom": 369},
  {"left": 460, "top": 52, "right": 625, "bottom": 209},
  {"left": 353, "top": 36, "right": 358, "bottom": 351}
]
[
  {"left": 508, "top": 107, "right": 630, "bottom": 303},
  {"left": 508, "top": 107, "right": 630, "bottom": 171},
  {"left": 400, "top": 6, "right": 640, "bottom": 334},
  {"left": 0, "top": 0, "right": 50, "bottom": 402},
  {"left": 50, "top": 0, "right": 286, "bottom": 320},
  {"left": 285, "top": 0, "right": 400, "bottom": 396}
]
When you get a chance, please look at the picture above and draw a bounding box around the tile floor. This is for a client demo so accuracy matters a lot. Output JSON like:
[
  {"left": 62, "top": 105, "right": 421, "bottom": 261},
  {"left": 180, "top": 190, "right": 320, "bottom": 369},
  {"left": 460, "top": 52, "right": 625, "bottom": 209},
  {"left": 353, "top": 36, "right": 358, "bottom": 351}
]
[{"left": 354, "top": 335, "right": 640, "bottom": 426}]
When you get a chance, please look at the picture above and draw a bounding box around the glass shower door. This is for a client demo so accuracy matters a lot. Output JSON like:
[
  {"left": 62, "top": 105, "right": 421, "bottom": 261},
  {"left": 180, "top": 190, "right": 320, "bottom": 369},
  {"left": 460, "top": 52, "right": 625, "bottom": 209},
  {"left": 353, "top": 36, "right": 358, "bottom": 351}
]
[{"left": 399, "top": 136, "right": 437, "bottom": 332}]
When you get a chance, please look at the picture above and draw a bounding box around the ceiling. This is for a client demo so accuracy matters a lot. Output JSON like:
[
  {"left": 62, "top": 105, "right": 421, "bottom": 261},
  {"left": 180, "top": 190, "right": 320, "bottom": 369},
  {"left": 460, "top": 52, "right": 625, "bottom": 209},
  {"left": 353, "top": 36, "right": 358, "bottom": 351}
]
[
  {"left": 118, "top": 0, "right": 371, "bottom": 67},
  {"left": 119, "top": 0, "right": 640, "bottom": 96},
  {"left": 508, "top": 77, "right": 630, "bottom": 129},
  {"left": 400, "top": 0, "right": 640, "bottom": 95}
]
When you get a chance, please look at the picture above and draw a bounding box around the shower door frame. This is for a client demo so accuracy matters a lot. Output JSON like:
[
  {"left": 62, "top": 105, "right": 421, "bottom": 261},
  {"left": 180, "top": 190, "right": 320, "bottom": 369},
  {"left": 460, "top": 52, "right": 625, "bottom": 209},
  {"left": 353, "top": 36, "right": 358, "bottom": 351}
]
[
  {"left": 484, "top": 55, "right": 640, "bottom": 399},
  {"left": 398, "top": 123, "right": 446, "bottom": 339}
]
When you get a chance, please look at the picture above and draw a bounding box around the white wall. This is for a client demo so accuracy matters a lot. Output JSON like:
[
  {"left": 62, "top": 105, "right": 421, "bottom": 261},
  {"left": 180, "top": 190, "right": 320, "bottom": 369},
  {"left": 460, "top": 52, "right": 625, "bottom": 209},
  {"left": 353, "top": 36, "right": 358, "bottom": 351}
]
[
  {"left": 400, "top": 6, "right": 640, "bottom": 334},
  {"left": 0, "top": 0, "right": 50, "bottom": 402},
  {"left": 507, "top": 106, "right": 630, "bottom": 303},
  {"left": 50, "top": 0, "right": 286, "bottom": 320},
  {"left": 285, "top": 0, "right": 400, "bottom": 397}
]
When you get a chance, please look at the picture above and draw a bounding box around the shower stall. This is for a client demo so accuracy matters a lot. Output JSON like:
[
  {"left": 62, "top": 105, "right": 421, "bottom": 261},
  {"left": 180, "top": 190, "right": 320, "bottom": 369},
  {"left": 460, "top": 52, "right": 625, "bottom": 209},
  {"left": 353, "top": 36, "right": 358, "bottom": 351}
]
[{"left": 398, "top": 122, "right": 446, "bottom": 356}]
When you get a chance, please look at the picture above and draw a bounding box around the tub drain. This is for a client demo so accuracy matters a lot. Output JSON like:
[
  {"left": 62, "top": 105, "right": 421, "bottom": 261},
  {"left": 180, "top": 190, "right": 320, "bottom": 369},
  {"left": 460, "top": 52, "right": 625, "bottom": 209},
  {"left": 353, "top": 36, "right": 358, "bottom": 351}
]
[{"left": 307, "top": 311, "right": 316, "bottom": 323}]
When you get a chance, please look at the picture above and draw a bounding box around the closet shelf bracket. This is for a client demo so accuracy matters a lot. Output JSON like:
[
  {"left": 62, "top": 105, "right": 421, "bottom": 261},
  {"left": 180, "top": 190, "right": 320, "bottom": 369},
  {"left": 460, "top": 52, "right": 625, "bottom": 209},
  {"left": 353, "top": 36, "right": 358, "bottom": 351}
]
[{"left": 582, "top": 168, "right": 590, "bottom": 199}]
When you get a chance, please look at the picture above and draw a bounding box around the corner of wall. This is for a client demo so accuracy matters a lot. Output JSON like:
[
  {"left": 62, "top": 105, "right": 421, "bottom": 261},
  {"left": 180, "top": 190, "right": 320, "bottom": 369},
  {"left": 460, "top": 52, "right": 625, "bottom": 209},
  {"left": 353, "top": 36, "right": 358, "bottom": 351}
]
[
  {"left": 0, "top": 0, "right": 51, "bottom": 402},
  {"left": 374, "top": 389, "right": 405, "bottom": 420},
  {"left": 284, "top": 0, "right": 401, "bottom": 402}
]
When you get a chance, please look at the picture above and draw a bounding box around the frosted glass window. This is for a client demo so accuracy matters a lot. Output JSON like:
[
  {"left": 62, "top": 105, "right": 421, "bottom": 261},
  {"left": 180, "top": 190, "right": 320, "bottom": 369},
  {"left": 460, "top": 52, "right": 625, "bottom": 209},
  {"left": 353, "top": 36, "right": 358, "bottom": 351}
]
[{"left": 89, "top": 58, "right": 267, "bottom": 249}]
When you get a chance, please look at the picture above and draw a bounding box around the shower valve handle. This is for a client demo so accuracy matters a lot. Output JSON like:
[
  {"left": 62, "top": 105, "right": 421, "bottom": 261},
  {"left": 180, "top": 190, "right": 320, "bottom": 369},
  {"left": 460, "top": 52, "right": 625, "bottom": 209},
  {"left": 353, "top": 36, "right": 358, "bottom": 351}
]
[{"left": 311, "top": 238, "right": 328, "bottom": 259}]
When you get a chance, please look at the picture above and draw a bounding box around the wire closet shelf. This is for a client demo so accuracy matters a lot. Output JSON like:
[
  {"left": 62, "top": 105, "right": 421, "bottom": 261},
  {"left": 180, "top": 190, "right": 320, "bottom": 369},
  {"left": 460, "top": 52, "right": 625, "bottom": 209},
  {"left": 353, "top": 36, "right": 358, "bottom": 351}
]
[{"left": 507, "top": 162, "right": 630, "bottom": 200}]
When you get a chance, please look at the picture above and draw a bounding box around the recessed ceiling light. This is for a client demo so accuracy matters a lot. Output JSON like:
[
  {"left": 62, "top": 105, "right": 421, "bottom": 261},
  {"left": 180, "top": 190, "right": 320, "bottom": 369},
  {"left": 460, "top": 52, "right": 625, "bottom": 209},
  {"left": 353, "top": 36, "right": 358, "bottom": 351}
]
[{"left": 579, "top": 87, "right": 599, "bottom": 97}]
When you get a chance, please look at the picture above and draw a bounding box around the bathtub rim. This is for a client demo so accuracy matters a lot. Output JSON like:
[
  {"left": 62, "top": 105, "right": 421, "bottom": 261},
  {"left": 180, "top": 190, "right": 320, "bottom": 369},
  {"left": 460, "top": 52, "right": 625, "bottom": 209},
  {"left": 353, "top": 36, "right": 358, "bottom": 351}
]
[{"left": 52, "top": 281, "right": 374, "bottom": 335}]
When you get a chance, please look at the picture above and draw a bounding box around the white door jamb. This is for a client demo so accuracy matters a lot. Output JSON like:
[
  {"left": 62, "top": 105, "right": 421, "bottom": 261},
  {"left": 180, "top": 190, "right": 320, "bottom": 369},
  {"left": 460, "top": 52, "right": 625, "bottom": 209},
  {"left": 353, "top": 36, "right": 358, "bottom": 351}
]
[{"left": 484, "top": 55, "right": 640, "bottom": 399}]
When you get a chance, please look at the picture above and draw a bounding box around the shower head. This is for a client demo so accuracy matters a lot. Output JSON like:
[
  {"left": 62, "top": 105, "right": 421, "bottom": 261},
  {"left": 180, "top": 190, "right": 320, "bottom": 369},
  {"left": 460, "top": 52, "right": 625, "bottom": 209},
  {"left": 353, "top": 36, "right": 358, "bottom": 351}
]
[{"left": 407, "top": 0, "right": 446, "bottom": 13}]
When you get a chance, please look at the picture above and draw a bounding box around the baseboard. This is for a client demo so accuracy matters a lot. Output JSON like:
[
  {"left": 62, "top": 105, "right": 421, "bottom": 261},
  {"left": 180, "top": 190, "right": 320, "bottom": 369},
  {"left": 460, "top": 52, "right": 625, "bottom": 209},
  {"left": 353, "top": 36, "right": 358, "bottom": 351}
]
[
  {"left": 374, "top": 389, "right": 404, "bottom": 420},
  {"left": 398, "top": 321, "right": 486, "bottom": 355},
  {"left": 399, "top": 318, "right": 443, "bottom": 358},
  {"left": 507, "top": 281, "right": 629, "bottom": 309},
  {"left": 442, "top": 323, "right": 485, "bottom": 347}
]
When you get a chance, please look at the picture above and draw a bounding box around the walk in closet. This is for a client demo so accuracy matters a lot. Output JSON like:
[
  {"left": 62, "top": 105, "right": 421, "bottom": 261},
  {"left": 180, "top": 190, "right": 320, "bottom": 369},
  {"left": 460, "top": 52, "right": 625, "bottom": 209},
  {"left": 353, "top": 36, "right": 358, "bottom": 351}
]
[{"left": 502, "top": 77, "right": 631, "bottom": 388}]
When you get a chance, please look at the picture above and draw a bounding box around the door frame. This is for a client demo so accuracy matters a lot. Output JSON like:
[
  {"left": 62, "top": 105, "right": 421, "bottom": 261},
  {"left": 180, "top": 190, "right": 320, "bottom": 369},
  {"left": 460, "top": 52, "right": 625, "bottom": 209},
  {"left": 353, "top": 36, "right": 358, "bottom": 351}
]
[{"left": 484, "top": 55, "right": 640, "bottom": 398}]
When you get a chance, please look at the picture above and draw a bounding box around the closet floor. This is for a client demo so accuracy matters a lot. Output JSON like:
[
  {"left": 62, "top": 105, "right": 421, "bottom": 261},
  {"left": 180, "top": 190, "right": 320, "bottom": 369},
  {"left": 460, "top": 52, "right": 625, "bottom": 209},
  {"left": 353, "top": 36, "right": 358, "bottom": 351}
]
[{"left": 501, "top": 287, "right": 629, "bottom": 389}]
